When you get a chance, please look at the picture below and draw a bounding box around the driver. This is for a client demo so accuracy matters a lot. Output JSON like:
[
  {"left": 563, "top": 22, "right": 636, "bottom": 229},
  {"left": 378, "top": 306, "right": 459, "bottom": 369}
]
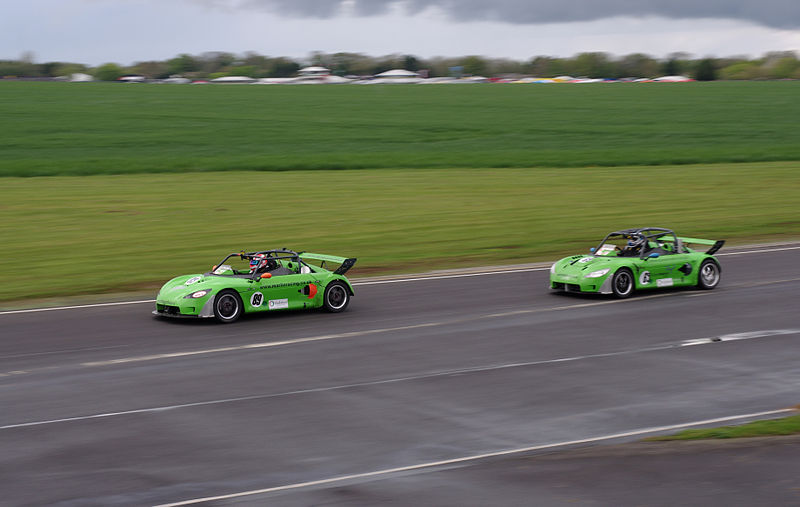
[
  {"left": 249, "top": 254, "right": 277, "bottom": 274},
  {"left": 622, "top": 235, "right": 645, "bottom": 256}
]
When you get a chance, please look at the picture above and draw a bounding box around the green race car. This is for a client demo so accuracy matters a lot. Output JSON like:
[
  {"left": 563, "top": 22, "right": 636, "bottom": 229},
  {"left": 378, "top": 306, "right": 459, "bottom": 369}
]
[
  {"left": 550, "top": 227, "right": 724, "bottom": 298},
  {"left": 153, "top": 249, "right": 356, "bottom": 323}
]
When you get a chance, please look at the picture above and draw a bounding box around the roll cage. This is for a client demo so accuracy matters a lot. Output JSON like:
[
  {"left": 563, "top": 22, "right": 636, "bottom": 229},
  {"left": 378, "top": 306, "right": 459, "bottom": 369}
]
[
  {"left": 594, "top": 228, "right": 724, "bottom": 259},
  {"left": 211, "top": 249, "right": 356, "bottom": 279}
]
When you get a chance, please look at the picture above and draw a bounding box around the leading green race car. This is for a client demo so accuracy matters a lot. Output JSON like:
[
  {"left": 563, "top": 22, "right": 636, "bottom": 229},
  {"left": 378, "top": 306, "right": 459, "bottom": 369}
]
[
  {"left": 550, "top": 227, "right": 724, "bottom": 298},
  {"left": 153, "top": 249, "right": 356, "bottom": 323}
]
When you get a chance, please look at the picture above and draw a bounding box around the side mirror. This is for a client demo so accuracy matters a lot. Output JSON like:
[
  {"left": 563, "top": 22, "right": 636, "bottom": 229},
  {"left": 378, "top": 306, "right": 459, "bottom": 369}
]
[
  {"left": 648, "top": 253, "right": 660, "bottom": 259},
  {"left": 260, "top": 273, "right": 272, "bottom": 279},
  {"left": 590, "top": 247, "right": 596, "bottom": 253}
]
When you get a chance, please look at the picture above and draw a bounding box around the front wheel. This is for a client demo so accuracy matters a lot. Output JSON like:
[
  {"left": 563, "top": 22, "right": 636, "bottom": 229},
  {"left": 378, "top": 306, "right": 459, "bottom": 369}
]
[
  {"left": 323, "top": 281, "right": 350, "bottom": 313},
  {"left": 611, "top": 268, "right": 634, "bottom": 298},
  {"left": 214, "top": 289, "right": 243, "bottom": 323},
  {"left": 697, "top": 260, "right": 721, "bottom": 290}
]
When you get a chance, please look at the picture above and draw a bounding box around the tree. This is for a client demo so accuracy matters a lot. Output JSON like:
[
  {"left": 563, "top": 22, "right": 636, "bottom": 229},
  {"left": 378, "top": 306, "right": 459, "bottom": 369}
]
[
  {"left": 694, "top": 58, "right": 717, "bottom": 81},
  {"left": 720, "top": 62, "right": 762, "bottom": 80},
  {"left": 167, "top": 54, "right": 199, "bottom": 75},
  {"left": 460, "top": 55, "right": 488, "bottom": 76},
  {"left": 403, "top": 55, "right": 420, "bottom": 72},
  {"left": 571, "top": 52, "right": 613, "bottom": 78},
  {"left": 617, "top": 53, "right": 659, "bottom": 78},
  {"left": 132, "top": 60, "right": 170, "bottom": 79},
  {"left": 93, "top": 63, "right": 124, "bottom": 81},
  {"left": 229, "top": 65, "right": 258, "bottom": 77},
  {"left": 198, "top": 52, "right": 236, "bottom": 75},
  {"left": 51, "top": 62, "right": 88, "bottom": 78},
  {"left": 267, "top": 58, "right": 300, "bottom": 77},
  {"left": 767, "top": 57, "right": 800, "bottom": 79}
]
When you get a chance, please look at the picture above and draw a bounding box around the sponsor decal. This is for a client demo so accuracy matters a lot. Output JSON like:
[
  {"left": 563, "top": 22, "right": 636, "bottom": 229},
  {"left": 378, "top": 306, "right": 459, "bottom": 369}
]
[
  {"left": 596, "top": 245, "right": 616, "bottom": 256},
  {"left": 268, "top": 298, "right": 289, "bottom": 310},
  {"left": 578, "top": 257, "right": 594, "bottom": 263},
  {"left": 264, "top": 281, "right": 317, "bottom": 289},
  {"left": 639, "top": 271, "right": 651, "bottom": 285},
  {"left": 657, "top": 278, "right": 674, "bottom": 287},
  {"left": 250, "top": 292, "right": 264, "bottom": 307},
  {"left": 185, "top": 276, "right": 202, "bottom": 286}
]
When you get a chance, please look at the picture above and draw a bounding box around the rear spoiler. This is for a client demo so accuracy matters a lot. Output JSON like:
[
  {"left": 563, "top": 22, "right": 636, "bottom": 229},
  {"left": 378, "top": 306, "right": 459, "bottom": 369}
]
[
  {"left": 300, "top": 253, "right": 357, "bottom": 275},
  {"left": 662, "top": 236, "right": 725, "bottom": 255}
]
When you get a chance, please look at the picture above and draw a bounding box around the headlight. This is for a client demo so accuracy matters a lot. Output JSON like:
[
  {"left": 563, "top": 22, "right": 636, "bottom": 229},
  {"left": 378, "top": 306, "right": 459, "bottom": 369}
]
[
  {"left": 185, "top": 289, "right": 212, "bottom": 299},
  {"left": 550, "top": 263, "right": 557, "bottom": 274},
  {"left": 585, "top": 268, "right": 610, "bottom": 278}
]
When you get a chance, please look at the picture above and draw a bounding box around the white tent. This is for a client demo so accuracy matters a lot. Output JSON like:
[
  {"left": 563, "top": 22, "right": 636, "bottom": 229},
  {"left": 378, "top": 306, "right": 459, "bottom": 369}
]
[
  {"left": 653, "top": 75, "right": 692, "bottom": 82},
  {"left": 375, "top": 69, "right": 419, "bottom": 78},
  {"left": 69, "top": 73, "right": 94, "bottom": 82},
  {"left": 210, "top": 76, "right": 257, "bottom": 83},
  {"left": 298, "top": 66, "right": 330, "bottom": 76}
]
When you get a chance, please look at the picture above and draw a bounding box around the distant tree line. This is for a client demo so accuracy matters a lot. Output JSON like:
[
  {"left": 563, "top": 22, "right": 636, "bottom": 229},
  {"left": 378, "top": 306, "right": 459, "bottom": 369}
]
[{"left": 1, "top": 50, "right": 799, "bottom": 81}]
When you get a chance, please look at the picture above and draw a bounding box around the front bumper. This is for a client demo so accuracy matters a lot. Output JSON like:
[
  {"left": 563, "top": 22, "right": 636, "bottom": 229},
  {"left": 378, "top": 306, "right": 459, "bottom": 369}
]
[
  {"left": 154, "top": 297, "right": 215, "bottom": 318},
  {"left": 550, "top": 275, "right": 613, "bottom": 294}
]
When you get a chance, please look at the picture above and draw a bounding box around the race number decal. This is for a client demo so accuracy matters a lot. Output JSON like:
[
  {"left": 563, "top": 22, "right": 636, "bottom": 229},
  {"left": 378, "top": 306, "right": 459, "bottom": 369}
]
[
  {"left": 268, "top": 298, "right": 289, "bottom": 310},
  {"left": 184, "top": 276, "right": 202, "bottom": 286},
  {"left": 250, "top": 292, "right": 264, "bottom": 307},
  {"left": 639, "top": 271, "right": 651, "bottom": 285},
  {"left": 657, "top": 278, "right": 674, "bottom": 287}
]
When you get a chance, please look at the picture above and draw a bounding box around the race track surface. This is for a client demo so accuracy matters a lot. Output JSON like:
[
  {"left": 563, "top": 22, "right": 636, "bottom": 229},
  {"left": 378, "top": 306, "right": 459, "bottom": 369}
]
[{"left": 1, "top": 244, "right": 799, "bottom": 506}]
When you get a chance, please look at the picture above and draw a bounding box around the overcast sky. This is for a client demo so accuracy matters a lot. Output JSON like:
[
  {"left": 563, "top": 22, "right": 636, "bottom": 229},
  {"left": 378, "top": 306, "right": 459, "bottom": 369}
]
[{"left": 3, "top": 0, "right": 799, "bottom": 65}]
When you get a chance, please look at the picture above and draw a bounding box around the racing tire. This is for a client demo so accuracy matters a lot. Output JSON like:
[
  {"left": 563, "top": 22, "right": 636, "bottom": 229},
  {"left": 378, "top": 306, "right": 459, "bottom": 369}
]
[
  {"left": 697, "top": 260, "right": 721, "bottom": 290},
  {"left": 611, "top": 268, "right": 635, "bottom": 299},
  {"left": 214, "top": 289, "right": 243, "bottom": 323},
  {"left": 323, "top": 281, "right": 350, "bottom": 313}
]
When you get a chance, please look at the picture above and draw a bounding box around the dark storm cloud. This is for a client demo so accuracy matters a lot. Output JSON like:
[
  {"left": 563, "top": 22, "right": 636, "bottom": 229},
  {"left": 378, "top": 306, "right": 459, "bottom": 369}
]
[{"left": 237, "top": 0, "right": 800, "bottom": 29}]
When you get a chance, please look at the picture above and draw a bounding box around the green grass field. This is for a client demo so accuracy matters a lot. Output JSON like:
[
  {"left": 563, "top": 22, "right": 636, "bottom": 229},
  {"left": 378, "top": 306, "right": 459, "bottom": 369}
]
[
  {"left": 2, "top": 81, "right": 799, "bottom": 176},
  {"left": 2, "top": 81, "right": 799, "bottom": 303},
  {"left": 646, "top": 414, "right": 800, "bottom": 440},
  {"left": 2, "top": 162, "right": 799, "bottom": 303}
]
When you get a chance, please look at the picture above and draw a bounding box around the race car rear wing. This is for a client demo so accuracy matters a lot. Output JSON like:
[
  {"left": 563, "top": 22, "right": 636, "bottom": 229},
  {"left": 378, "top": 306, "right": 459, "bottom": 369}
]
[
  {"left": 662, "top": 236, "right": 725, "bottom": 255},
  {"left": 300, "top": 252, "right": 357, "bottom": 275}
]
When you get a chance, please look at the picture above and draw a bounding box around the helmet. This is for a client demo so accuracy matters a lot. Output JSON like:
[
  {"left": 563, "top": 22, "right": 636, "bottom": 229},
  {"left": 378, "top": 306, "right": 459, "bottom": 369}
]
[
  {"left": 249, "top": 254, "right": 268, "bottom": 273},
  {"left": 627, "top": 235, "right": 645, "bottom": 249}
]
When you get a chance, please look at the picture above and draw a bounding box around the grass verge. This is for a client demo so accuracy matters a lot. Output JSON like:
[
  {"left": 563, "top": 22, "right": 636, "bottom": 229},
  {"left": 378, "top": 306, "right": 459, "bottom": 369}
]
[
  {"left": 646, "top": 413, "right": 800, "bottom": 441},
  {"left": 2, "top": 162, "right": 799, "bottom": 302},
  {"left": 2, "top": 81, "right": 800, "bottom": 176}
]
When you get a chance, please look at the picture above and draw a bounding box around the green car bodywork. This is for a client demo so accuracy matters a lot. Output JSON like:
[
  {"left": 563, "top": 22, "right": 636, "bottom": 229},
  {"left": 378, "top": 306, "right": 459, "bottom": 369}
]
[
  {"left": 154, "top": 249, "right": 356, "bottom": 323},
  {"left": 550, "top": 228, "right": 724, "bottom": 298}
]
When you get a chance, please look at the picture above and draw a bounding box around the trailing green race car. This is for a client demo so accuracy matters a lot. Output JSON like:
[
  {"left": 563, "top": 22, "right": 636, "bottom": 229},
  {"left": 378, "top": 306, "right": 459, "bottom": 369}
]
[
  {"left": 550, "top": 227, "right": 724, "bottom": 298},
  {"left": 154, "top": 249, "right": 356, "bottom": 323}
]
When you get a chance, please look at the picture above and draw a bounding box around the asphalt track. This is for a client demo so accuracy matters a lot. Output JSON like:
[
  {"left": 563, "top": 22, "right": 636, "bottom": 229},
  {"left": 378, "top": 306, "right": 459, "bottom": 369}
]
[{"left": 1, "top": 244, "right": 799, "bottom": 506}]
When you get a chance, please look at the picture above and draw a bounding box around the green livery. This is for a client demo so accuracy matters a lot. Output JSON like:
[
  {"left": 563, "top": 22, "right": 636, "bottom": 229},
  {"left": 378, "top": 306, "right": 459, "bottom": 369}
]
[
  {"left": 550, "top": 228, "right": 723, "bottom": 298},
  {"left": 153, "top": 249, "right": 356, "bottom": 323}
]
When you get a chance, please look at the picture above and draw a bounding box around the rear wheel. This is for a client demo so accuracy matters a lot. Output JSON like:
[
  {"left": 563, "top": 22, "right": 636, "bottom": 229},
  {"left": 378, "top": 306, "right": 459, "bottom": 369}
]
[
  {"left": 214, "top": 290, "right": 243, "bottom": 323},
  {"left": 323, "top": 281, "right": 350, "bottom": 313},
  {"left": 697, "top": 260, "right": 721, "bottom": 290},
  {"left": 611, "top": 268, "right": 634, "bottom": 298}
]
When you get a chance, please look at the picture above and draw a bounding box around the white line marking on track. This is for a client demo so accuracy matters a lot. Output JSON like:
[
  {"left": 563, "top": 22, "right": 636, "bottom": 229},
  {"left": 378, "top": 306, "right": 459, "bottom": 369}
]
[
  {"left": 5, "top": 329, "right": 797, "bottom": 429},
  {"left": 2, "top": 243, "right": 796, "bottom": 316},
  {"left": 681, "top": 329, "right": 800, "bottom": 346},
  {"left": 153, "top": 408, "right": 796, "bottom": 506},
  {"left": 0, "top": 299, "right": 156, "bottom": 315},
  {"left": 717, "top": 245, "right": 800, "bottom": 256}
]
